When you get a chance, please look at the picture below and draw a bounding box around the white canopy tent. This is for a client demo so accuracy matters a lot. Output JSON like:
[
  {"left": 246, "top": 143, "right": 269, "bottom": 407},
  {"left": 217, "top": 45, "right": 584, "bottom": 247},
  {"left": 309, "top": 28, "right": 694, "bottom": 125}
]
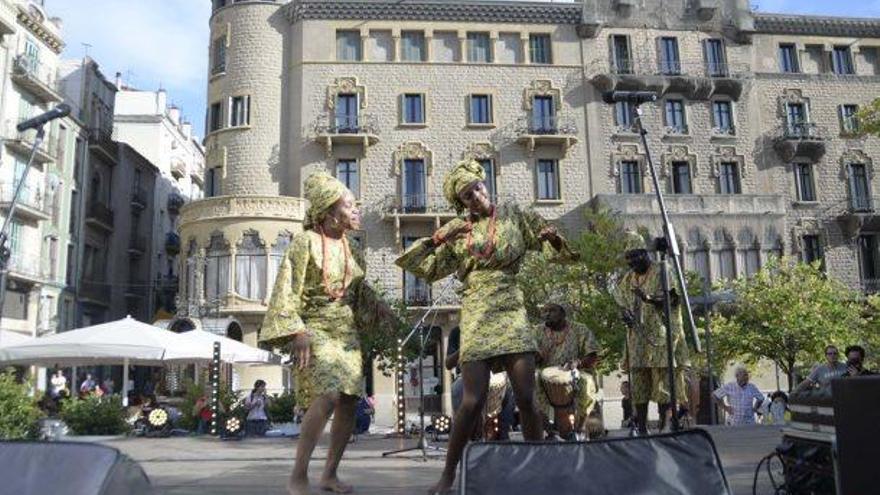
[
  {"left": 173, "top": 329, "right": 280, "bottom": 365},
  {"left": 0, "top": 330, "right": 33, "bottom": 347},
  {"left": 0, "top": 316, "right": 214, "bottom": 403}
]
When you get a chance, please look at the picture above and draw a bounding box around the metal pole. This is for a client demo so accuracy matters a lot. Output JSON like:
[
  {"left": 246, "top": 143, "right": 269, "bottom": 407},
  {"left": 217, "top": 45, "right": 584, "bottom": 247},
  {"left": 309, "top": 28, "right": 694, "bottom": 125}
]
[
  {"left": 703, "top": 278, "right": 716, "bottom": 426},
  {"left": 659, "top": 251, "right": 679, "bottom": 432},
  {"left": 210, "top": 342, "right": 221, "bottom": 435}
]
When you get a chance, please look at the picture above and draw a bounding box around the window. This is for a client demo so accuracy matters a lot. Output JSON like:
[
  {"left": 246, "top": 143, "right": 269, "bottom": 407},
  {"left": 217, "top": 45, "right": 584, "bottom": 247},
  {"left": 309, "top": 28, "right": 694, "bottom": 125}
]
[
  {"left": 659, "top": 37, "right": 681, "bottom": 75},
  {"left": 497, "top": 33, "right": 521, "bottom": 64},
  {"left": 402, "top": 159, "right": 426, "bottom": 212},
  {"left": 335, "top": 93, "right": 358, "bottom": 132},
  {"left": 336, "top": 30, "right": 361, "bottom": 61},
  {"left": 850, "top": 163, "right": 872, "bottom": 211},
  {"left": 611, "top": 35, "right": 632, "bottom": 74},
  {"left": 671, "top": 161, "right": 692, "bottom": 194},
  {"left": 336, "top": 159, "right": 359, "bottom": 199},
  {"left": 712, "top": 101, "right": 733, "bottom": 134},
  {"left": 206, "top": 168, "right": 221, "bottom": 197},
  {"left": 717, "top": 247, "right": 736, "bottom": 280},
  {"left": 211, "top": 36, "right": 226, "bottom": 74},
  {"left": 743, "top": 247, "right": 761, "bottom": 277},
  {"left": 704, "top": 39, "right": 727, "bottom": 76},
  {"left": 778, "top": 43, "right": 799, "bottom": 73},
  {"left": 802, "top": 235, "right": 823, "bottom": 265},
  {"left": 2, "top": 288, "right": 28, "bottom": 320},
  {"left": 529, "top": 34, "right": 552, "bottom": 64},
  {"left": 228, "top": 95, "right": 250, "bottom": 127},
  {"left": 403, "top": 237, "right": 431, "bottom": 305},
  {"left": 831, "top": 46, "right": 854, "bottom": 75},
  {"left": 785, "top": 102, "right": 807, "bottom": 135},
  {"left": 402, "top": 93, "right": 425, "bottom": 124},
  {"left": 664, "top": 99, "right": 687, "bottom": 133},
  {"left": 477, "top": 158, "right": 497, "bottom": 200},
  {"left": 433, "top": 32, "right": 458, "bottom": 62},
  {"left": 369, "top": 30, "right": 393, "bottom": 62},
  {"left": 23, "top": 37, "right": 39, "bottom": 70},
  {"left": 467, "top": 32, "right": 491, "bottom": 63},
  {"left": 620, "top": 160, "right": 642, "bottom": 194},
  {"left": 531, "top": 95, "right": 555, "bottom": 133},
  {"left": 266, "top": 234, "right": 292, "bottom": 300},
  {"left": 840, "top": 104, "right": 859, "bottom": 134},
  {"left": 66, "top": 244, "right": 75, "bottom": 286},
  {"left": 536, "top": 159, "right": 559, "bottom": 200},
  {"left": 400, "top": 31, "right": 425, "bottom": 62},
  {"left": 615, "top": 101, "right": 634, "bottom": 130},
  {"left": 859, "top": 235, "right": 880, "bottom": 284},
  {"left": 794, "top": 163, "right": 816, "bottom": 202},
  {"left": 204, "top": 234, "right": 230, "bottom": 302},
  {"left": 235, "top": 233, "right": 267, "bottom": 300},
  {"left": 208, "top": 102, "right": 222, "bottom": 133},
  {"left": 718, "top": 162, "right": 741, "bottom": 194},
  {"left": 468, "top": 94, "right": 493, "bottom": 125},
  {"left": 689, "top": 248, "right": 710, "bottom": 284}
]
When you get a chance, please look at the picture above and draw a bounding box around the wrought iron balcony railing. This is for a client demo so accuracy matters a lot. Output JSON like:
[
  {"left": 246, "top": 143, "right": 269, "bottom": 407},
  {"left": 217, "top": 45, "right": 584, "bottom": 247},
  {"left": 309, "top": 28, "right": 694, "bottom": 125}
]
[
  {"left": 314, "top": 113, "right": 380, "bottom": 136},
  {"left": 517, "top": 114, "right": 578, "bottom": 136}
]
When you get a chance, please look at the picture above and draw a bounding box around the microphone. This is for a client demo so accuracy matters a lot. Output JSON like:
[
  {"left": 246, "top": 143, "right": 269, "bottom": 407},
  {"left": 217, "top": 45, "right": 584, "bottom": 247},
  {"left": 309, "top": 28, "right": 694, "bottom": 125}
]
[
  {"left": 601, "top": 91, "right": 658, "bottom": 104},
  {"left": 16, "top": 103, "right": 72, "bottom": 132}
]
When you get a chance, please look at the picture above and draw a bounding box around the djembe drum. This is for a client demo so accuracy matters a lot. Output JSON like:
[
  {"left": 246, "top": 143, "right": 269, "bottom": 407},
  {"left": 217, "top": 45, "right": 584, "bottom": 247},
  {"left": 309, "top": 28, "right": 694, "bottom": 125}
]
[
  {"left": 539, "top": 366, "right": 580, "bottom": 438},
  {"left": 482, "top": 372, "right": 509, "bottom": 440}
]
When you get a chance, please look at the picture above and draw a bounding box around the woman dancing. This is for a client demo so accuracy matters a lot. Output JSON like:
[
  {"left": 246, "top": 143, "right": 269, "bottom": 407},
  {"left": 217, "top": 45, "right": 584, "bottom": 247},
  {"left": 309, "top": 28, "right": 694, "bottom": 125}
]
[
  {"left": 261, "top": 172, "right": 397, "bottom": 495},
  {"left": 396, "top": 160, "right": 577, "bottom": 493}
]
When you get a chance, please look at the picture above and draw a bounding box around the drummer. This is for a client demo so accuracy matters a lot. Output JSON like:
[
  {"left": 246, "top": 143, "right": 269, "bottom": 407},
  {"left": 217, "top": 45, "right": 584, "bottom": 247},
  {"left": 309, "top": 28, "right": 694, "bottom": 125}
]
[{"left": 534, "top": 300, "right": 601, "bottom": 439}]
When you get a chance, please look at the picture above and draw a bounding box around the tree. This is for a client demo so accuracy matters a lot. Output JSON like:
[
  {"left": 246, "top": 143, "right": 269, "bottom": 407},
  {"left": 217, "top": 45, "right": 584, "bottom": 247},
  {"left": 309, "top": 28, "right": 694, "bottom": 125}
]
[
  {"left": 0, "top": 371, "right": 44, "bottom": 440},
  {"left": 856, "top": 98, "right": 880, "bottom": 136},
  {"left": 709, "top": 258, "right": 863, "bottom": 391}
]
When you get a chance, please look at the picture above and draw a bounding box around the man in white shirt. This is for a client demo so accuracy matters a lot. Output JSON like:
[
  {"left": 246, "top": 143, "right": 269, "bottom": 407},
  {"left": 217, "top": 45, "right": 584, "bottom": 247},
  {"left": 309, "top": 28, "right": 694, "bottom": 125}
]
[
  {"left": 794, "top": 345, "right": 847, "bottom": 392},
  {"left": 713, "top": 366, "right": 765, "bottom": 426}
]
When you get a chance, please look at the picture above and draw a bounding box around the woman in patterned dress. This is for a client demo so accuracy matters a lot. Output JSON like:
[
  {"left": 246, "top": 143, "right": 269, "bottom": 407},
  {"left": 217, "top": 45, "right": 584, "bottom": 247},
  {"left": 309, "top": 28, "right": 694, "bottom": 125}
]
[
  {"left": 261, "top": 172, "right": 396, "bottom": 495},
  {"left": 396, "top": 160, "right": 577, "bottom": 493}
]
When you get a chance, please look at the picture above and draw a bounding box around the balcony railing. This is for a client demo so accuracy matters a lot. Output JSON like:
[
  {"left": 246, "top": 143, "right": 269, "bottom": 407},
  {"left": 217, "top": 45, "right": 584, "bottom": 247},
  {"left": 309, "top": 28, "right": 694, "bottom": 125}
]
[
  {"left": 165, "top": 232, "right": 181, "bottom": 255},
  {"left": 131, "top": 185, "right": 148, "bottom": 209},
  {"left": 851, "top": 196, "right": 874, "bottom": 213},
  {"left": 11, "top": 55, "right": 62, "bottom": 102},
  {"left": 520, "top": 114, "right": 578, "bottom": 136},
  {"left": 8, "top": 255, "right": 46, "bottom": 282},
  {"left": 129, "top": 234, "right": 147, "bottom": 255},
  {"left": 88, "top": 126, "right": 117, "bottom": 163},
  {"left": 0, "top": 182, "right": 51, "bottom": 218},
  {"left": 589, "top": 58, "right": 750, "bottom": 100},
  {"left": 313, "top": 113, "right": 380, "bottom": 157},
  {"left": 404, "top": 285, "right": 432, "bottom": 307},
  {"left": 782, "top": 122, "right": 827, "bottom": 140},
  {"left": 774, "top": 123, "right": 828, "bottom": 162},
  {"left": 81, "top": 280, "right": 111, "bottom": 305},
  {"left": 4, "top": 120, "right": 58, "bottom": 162},
  {"left": 85, "top": 200, "right": 114, "bottom": 231},
  {"left": 168, "top": 193, "right": 185, "bottom": 214}
]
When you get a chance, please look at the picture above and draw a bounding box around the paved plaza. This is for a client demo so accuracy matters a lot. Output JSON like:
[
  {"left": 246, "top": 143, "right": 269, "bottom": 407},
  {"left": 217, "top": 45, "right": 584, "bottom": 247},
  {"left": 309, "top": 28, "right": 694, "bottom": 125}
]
[{"left": 97, "top": 425, "right": 782, "bottom": 494}]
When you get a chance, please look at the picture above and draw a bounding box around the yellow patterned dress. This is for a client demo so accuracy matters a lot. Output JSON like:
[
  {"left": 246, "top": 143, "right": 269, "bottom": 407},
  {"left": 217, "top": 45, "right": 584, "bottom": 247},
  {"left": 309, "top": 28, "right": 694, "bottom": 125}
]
[
  {"left": 260, "top": 230, "right": 393, "bottom": 408},
  {"left": 395, "top": 204, "right": 575, "bottom": 370},
  {"left": 611, "top": 262, "right": 690, "bottom": 406},
  {"left": 534, "top": 322, "right": 601, "bottom": 420}
]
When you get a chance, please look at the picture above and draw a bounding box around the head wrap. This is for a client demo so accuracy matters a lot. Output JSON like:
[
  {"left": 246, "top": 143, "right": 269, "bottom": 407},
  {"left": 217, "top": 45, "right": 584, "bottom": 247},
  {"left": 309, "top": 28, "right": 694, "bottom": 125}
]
[
  {"left": 622, "top": 230, "right": 648, "bottom": 253},
  {"left": 304, "top": 171, "right": 348, "bottom": 229},
  {"left": 443, "top": 160, "right": 486, "bottom": 214}
]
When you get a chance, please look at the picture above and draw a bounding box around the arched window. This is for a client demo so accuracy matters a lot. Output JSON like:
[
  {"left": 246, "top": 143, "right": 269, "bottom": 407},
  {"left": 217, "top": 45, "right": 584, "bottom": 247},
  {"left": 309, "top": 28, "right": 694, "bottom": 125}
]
[
  {"left": 267, "top": 232, "right": 293, "bottom": 299},
  {"left": 738, "top": 229, "right": 761, "bottom": 277},
  {"left": 204, "top": 233, "right": 230, "bottom": 302},
  {"left": 687, "top": 228, "right": 710, "bottom": 283},
  {"left": 235, "top": 231, "right": 266, "bottom": 300},
  {"left": 714, "top": 229, "right": 736, "bottom": 281}
]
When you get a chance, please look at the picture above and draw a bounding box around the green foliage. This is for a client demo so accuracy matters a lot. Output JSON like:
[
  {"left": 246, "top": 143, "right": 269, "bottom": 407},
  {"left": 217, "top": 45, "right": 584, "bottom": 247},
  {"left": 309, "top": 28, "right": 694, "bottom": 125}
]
[
  {"left": 359, "top": 288, "right": 422, "bottom": 376},
  {"left": 60, "top": 395, "right": 130, "bottom": 435},
  {"left": 0, "top": 371, "right": 44, "bottom": 440},
  {"left": 267, "top": 391, "right": 297, "bottom": 423},
  {"left": 856, "top": 98, "right": 880, "bottom": 137},
  {"left": 857, "top": 295, "right": 880, "bottom": 370},
  {"left": 709, "top": 258, "right": 863, "bottom": 390},
  {"left": 177, "top": 379, "right": 206, "bottom": 431}
]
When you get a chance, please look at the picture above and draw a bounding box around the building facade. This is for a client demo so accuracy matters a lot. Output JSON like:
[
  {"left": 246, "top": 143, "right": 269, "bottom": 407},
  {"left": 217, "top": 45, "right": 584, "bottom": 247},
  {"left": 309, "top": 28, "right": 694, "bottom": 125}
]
[
  {"left": 113, "top": 85, "right": 205, "bottom": 318},
  {"left": 185, "top": 0, "right": 880, "bottom": 425}
]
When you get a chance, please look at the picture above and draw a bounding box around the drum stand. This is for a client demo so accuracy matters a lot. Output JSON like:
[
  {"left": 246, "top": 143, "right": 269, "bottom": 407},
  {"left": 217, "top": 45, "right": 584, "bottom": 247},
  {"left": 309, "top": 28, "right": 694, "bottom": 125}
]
[{"left": 382, "top": 278, "right": 457, "bottom": 461}]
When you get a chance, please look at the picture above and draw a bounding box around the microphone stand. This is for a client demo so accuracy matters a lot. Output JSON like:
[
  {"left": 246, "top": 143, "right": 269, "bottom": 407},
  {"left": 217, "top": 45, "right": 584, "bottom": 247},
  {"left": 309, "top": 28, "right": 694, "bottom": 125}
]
[
  {"left": 382, "top": 276, "right": 457, "bottom": 461},
  {"left": 631, "top": 104, "right": 702, "bottom": 433},
  {"left": 0, "top": 126, "right": 46, "bottom": 331}
]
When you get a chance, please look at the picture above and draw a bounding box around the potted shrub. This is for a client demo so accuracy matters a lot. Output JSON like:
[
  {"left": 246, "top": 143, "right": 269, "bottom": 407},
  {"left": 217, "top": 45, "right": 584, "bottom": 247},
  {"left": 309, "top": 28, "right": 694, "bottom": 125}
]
[
  {"left": 0, "top": 371, "right": 44, "bottom": 440},
  {"left": 60, "top": 395, "right": 130, "bottom": 436}
]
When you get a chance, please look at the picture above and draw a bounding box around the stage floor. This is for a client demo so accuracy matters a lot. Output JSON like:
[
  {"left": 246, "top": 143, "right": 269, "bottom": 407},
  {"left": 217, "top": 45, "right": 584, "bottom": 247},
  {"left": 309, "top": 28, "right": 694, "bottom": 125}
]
[{"left": 99, "top": 425, "right": 782, "bottom": 494}]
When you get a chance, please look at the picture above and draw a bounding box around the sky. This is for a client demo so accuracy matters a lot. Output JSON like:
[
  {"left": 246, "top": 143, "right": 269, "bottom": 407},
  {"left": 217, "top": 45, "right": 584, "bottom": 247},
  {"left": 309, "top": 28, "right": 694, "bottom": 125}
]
[{"left": 47, "top": 0, "right": 880, "bottom": 139}]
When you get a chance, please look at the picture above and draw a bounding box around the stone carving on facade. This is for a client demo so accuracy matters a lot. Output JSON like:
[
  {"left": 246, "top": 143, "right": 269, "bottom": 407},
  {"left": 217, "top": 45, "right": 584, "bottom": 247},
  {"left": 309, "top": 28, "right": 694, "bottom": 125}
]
[
  {"left": 791, "top": 218, "right": 824, "bottom": 254},
  {"left": 462, "top": 142, "right": 497, "bottom": 165},
  {"left": 205, "top": 140, "right": 227, "bottom": 169},
  {"left": 180, "top": 196, "right": 306, "bottom": 226},
  {"left": 660, "top": 145, "right": 698, "bottom": 177},
  {"left": 710, "top": 146, "right": 746, "bottom": 178},
  {"left": 840, "top": 149, "right": 873, "bottom": 177},
  {"left": 326, "top": 77, "right": 367, "bottom": 110},
  {"left": 777, "top": 89, "right": 809, "bottom": 118},
  {"left": 393, "top": 141, "right": 433, "bottom": 176},
  {"left": 522, "top": 79, "right": 562, "bottom": 111},
  {"left": 610, "top": 144, "right": 646, "bottom": 177}
]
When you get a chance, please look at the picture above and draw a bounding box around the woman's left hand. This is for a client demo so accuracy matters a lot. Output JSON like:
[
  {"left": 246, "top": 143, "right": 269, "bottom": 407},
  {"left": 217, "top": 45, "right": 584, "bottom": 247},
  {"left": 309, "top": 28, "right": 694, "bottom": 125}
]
[{"left": 538, "top": 225, "right": 559, "bottom": 242}]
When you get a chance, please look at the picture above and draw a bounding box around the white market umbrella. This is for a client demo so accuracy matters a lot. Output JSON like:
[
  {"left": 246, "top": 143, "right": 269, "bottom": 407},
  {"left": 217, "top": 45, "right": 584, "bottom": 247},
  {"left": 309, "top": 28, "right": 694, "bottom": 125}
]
[
  {"left": 174, "top": 329, "right": 280, "bottom": 365},
  {"left": 0, "top": 330, "right": 33, "bottom": 347}
]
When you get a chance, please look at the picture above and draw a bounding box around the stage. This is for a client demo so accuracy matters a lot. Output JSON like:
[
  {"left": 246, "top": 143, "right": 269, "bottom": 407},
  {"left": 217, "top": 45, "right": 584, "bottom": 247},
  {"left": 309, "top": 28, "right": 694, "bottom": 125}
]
[{"left": 96, "top": 425, "right": 781, "bottom": 494}]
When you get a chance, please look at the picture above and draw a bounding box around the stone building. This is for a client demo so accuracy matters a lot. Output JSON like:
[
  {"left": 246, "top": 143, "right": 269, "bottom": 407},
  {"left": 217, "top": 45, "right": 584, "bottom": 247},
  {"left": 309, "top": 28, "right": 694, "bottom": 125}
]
[{"left": 183, "top": 0, "right": 880, "bottom": 425}]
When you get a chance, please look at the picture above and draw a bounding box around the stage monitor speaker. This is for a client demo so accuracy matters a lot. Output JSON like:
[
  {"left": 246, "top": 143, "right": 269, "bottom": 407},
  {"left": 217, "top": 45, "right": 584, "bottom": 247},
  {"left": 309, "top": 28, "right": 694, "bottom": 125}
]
[
  {"left": 832, "top": 375, "right": 880, "bottom": 495},
  {"left": 462, "top": 429, "right": 730, "bottom": 495},
  {"left": 0, "top": 441, "right": 154, "bottom": 495}
]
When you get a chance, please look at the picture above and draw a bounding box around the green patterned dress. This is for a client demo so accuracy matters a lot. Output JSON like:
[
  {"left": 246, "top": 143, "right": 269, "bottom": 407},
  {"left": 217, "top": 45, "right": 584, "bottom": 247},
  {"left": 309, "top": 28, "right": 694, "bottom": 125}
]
[
  {"left": 260, "top": 230, "right": 393, "bottom": 408},
  {"left": 534, "top": 322, "right": 600, "bottom": 419},
  {"left": 395, "top": 204, "right": 575, "bottom": 370}
]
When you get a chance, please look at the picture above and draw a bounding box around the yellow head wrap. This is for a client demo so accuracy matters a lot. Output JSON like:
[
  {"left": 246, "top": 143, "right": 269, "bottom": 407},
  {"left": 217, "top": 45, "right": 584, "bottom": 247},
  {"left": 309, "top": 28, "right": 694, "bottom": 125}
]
[
  {"left": 443, "top": 160, "right": 486, "bottom": 214},
  {"left": 304, "top": 171, "right": 348, "bottom": 229},
  {"left": 623, "top": 230, "right": 648, "bottom": 252}
]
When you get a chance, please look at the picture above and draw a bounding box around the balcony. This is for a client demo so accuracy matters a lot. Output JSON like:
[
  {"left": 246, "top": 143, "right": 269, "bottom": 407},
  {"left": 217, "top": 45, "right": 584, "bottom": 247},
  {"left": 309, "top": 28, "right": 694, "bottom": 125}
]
[
  {"left": 593, "top": 193, "right": 787, "bottom": 221},
  {"left": 7, "top": 255, "right": 46, "bottom": 284},
  {"left": 862, "top": 278, "right": 880, "bottom": 295},
  {"left": 165, "top": 232, "right": 181, "bottom": 256},
  {"left": 125, "top": 279, "right": 148, "bottom": 299},
  {"left": 88, "top": 127, "right": 117, "bottom": 164},
  {"left": 402, "top": 277, "right": 462, "bottom": 309},
  {"left": 171, "top": 159, "right": 186, "bottom": 179},
  {"left": 11, "top": 55, "right": 63, "bottom": 103},
  {"left": 85, "top": 200, "right": 114, "bottom": 232},
  {"left": 131, "top": 185, "right": 148, "bottom": 211},
  {"left": 382, "top": 194, "right": 456, "bottom": 222},
  {"left": 0, "top": 182, "right": 51, "bottom": 222},
  {"left": 515, "top": 114, "right": 579, "bottom": 156},
  {"left": 313, "top": 113, "right": 380, "bottom": 158},
  {"left": 128, "top": 234, "right": 147, "bottom": 258},
  {"left": 4, "top": 120, "right": 57, "bottom": 163},
  {"left": 589, "top": 59, "right": 749, "bottom": 100},
  {"left": 773, "top": 123, "right": 828, "bottom": 162},
  {"left": 80, "top": 280, "right": 111, "bottom": 306},
  {"left": 837, "top": 198, "right": 877, "bottom": 238},
  {"left": 167, "top": 192, "right": 185, "bottom": 215}
]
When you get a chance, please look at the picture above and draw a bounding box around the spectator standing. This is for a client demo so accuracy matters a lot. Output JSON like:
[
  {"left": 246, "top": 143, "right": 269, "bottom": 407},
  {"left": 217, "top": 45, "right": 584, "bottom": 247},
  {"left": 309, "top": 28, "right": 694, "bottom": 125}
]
[
  {"left": 79, "top": 373, "right": 95, "bottom": 395},
  {"left": 620, "top": 381, "right": 634, "bottom": 429},
  {"left": 713, "top": 367, "right": 765, "bottom": 426},
  {"left": 843, "top": 345, "right": 875, "bottom": 377},
  {"left": 795, "top": 345, "right": 847, "bottom": 392},
  {"left": 245, "top": 380, "right": 270, "bottom": 436},
  {"left": 49, "top": 370, "right": 68, "bottom": 399}
]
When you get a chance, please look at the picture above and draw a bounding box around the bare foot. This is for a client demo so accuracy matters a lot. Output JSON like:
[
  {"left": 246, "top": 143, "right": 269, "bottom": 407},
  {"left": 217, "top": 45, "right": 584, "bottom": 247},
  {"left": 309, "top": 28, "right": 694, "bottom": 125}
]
[
  {"left": 319, "top": 477, "right": 353, "bottom": 494},
  {"left": 287, "top": 476, "right": 311, "bottom": 495},
  {"left": 427, "top": 476, "right": 455, "bottom": 494}
]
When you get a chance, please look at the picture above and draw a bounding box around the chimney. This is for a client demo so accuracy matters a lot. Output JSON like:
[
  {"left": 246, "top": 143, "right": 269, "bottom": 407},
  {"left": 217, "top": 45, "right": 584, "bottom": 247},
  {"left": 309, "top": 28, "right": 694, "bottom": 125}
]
[
  {"left": 115, "top": 71, "right": 122, "bottom": 90},
  {"left": 168, "top": 105, "right": 181, "bottom": 125},
  {"left": 181, "top": 122, "right": 192, "bottom": 140}
]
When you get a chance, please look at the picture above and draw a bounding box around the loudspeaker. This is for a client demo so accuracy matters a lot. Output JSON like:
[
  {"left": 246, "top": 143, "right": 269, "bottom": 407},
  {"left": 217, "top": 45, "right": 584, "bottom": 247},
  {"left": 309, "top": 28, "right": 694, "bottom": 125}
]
[
  {"left": 462, "top": 429, "right": 730, "bottom": 495},
  {"left": 832, "top": 375, "right": 880, "bottom": 495},
  {"left": 0, "top": 441, "right": 154, "bottom": 495}
]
